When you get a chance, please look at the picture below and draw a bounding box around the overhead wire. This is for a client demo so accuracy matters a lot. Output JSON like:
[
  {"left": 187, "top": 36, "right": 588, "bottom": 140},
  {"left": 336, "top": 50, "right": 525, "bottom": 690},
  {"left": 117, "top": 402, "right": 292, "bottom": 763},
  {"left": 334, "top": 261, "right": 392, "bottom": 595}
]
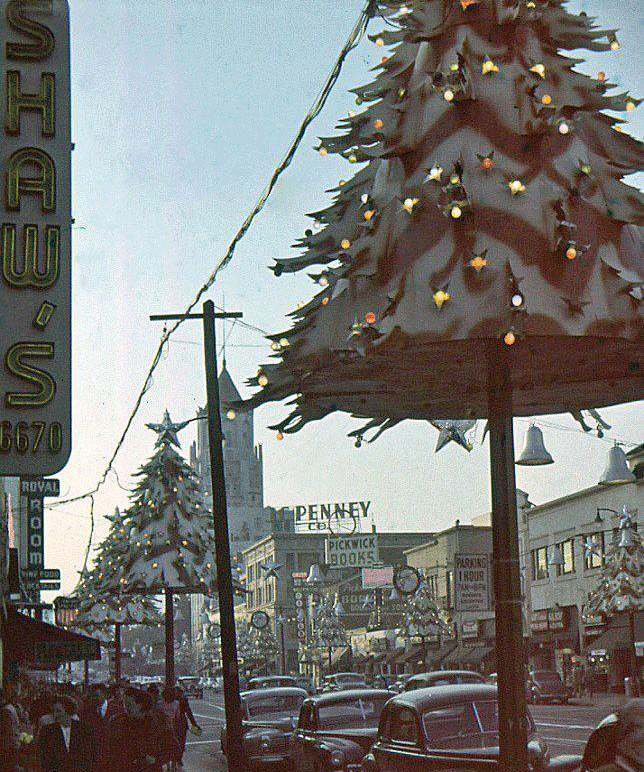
[{"left": 49, "top": 0, "right": 375, "bottom": 521}]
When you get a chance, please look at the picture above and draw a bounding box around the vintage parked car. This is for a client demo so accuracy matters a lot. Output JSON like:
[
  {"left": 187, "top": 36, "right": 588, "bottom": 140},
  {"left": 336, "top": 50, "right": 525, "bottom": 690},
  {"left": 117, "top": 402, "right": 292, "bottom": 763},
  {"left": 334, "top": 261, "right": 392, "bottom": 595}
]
[
  {"left": 403, "top": 670, "right": 487, "bottom": 692},
  {"left": 220, "top": 686, "right": 308, "bottom": 769},
  {"left": 177, "top": 675, "right": 203, "bottom": 700},
  {"left": 248, "top": 675, "right": 298, "bottom": 690},
  {"left": 321, "top": 672, "right": 369, "bottom": 692},
  {"left": 528, "top": 670, "right": 569, "bottom": 704},
  {"left": 291, "top": 688, "right": 392, "bottom": 771},
  {"left": 578, "top": 698, "right": 642, "bottom": 771},
  {"left": 361, "top": 684, "right": 582, "bottom": 772},
  {"left": 296, "top": 674, "right": 315, "bottom": 694}
]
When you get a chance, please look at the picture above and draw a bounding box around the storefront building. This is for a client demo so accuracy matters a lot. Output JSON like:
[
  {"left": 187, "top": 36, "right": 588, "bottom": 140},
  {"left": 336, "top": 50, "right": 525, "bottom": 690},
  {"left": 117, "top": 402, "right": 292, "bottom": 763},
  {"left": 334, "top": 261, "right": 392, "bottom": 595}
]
[{"left": 522, "top": 460, "right": 643, "bottom": 690}]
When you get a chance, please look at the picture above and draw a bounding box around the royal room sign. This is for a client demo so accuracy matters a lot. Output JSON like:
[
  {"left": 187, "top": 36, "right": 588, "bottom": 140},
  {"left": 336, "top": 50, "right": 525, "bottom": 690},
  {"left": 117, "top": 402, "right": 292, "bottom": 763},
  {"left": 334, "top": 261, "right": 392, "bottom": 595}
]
[{"left": 0, "top": 0, "right": 71, "bottom": 475}]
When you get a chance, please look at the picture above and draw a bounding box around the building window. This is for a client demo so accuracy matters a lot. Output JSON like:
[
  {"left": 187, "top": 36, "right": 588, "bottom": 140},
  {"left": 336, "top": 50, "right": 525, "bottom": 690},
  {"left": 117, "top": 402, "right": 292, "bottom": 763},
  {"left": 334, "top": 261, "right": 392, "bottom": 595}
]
[
  {"left": 584, "top": 532, "right": 605, "bottom": 570},
  {"left": 258, "top": 587, "right": 263, "bottom": 605},
  {"left": 248, "top": 564, "right": 254, "bottom": 582},
  {"left": 286, "top": 553, "right": 296, "bottom": 570},
  {"left": 531, "top": 547, "right": 548, "bottom": 581},
  {"left": 445, "top": 571, "right": 453, "bottom": 609},
  {"left": 556, "top": 539, "right": 575, "bottom": 576},
  {"left": 427, "top": 574, "right": 438, "bottom": 601}
]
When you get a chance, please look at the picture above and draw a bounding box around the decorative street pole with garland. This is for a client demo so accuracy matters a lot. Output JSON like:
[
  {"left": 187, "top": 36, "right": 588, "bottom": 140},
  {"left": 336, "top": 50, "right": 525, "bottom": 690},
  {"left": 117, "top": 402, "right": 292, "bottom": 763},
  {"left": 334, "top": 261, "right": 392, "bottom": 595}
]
[{"left": 238, "top": 3, "right": 643, "bottom": 769}]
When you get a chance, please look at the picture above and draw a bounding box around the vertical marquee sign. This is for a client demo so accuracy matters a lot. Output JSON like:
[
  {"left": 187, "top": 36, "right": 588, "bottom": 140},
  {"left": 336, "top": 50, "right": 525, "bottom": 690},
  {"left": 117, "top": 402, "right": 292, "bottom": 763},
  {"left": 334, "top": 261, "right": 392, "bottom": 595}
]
[{"left": 0, "top": 0, "right": 71, "bottom": 476}]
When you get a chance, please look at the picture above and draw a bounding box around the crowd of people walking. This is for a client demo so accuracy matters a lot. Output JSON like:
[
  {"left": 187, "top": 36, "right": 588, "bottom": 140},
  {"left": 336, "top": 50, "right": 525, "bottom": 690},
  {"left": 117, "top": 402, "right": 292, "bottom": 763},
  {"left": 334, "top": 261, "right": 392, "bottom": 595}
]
[{"left": 0, "top": 674, "right": 201, "bottom": 772}]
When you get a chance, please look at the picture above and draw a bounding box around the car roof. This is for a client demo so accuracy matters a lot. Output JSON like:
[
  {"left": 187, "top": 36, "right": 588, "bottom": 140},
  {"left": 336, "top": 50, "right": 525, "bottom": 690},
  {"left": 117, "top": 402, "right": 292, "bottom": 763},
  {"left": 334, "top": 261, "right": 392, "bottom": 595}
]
[
  {"left": 408, "top": 670, "right": 486, "bottom": 682},
  {"left": 241, "top": 687, "right": 308, "bottom": 699},
  {"left": 306, "top": 688, "right": 392, "bottom": 706},
  {"left": 391, "top": 683, "right": 498, "bottom": 710},
  {"left": 249, "top": 675, "right": 296, "bottom": 682}
]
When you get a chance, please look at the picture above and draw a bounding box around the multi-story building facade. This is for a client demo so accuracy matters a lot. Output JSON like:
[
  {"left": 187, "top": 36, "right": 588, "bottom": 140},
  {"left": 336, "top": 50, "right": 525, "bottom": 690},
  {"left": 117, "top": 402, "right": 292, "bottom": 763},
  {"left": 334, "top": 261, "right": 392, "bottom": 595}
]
[
  {"left": 403, "top": 522, "right": 495, "bottom": 674},
  {"left": 520, "top": 457, "right": 643, "bottom": 690},
  {"left": 241, "top": 531, "right": 435, "bottom": 673}
]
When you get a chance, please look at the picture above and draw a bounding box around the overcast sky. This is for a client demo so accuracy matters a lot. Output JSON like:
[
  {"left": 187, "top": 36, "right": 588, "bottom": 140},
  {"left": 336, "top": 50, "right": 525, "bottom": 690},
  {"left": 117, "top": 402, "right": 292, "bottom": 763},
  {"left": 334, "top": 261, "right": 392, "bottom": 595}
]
[{"left": 44, "top": 0, "right": 643, "bottom": 594}]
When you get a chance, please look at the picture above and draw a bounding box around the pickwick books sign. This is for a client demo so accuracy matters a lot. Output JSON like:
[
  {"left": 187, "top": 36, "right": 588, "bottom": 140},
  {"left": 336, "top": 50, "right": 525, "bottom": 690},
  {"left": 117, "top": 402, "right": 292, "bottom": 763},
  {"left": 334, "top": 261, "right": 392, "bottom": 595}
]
[{"left": 0, "top": 0, "right": 72, "bottom": 476}]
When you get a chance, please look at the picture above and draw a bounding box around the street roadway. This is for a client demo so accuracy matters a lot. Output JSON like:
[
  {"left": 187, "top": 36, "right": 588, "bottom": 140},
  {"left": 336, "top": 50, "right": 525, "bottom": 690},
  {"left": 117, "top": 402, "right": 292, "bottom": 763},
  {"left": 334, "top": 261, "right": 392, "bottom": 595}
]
[{"left": 183, "top": 692, "right": 620, "bottom": 771}]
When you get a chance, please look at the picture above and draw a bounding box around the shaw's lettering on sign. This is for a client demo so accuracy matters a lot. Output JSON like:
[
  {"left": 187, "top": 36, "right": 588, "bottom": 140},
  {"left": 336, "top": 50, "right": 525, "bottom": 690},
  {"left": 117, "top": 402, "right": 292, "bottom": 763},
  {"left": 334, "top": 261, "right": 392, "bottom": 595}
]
[
  {"left": 0, "top": 0, "right": 72, "bottom": 475},
  {"left": 325, "top": 534, "right": 380, "bottom": 568}
]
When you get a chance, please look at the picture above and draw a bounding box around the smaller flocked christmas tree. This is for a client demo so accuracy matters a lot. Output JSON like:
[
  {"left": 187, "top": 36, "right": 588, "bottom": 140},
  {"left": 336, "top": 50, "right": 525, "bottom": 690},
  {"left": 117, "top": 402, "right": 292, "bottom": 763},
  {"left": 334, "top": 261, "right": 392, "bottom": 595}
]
[
  {"left": 586, "top": 506, "right": 643, "bottom": 620},
  {"left": 121, "top": 411, "right": 216, "bottom": 593},
  {"left": 315, "top": 594, "right": 348, "bottom": 651},
  {"left": 74, "top": 507, "right": 160, "bottom": 628},
  {"left": 397, "top": 575, "right": 447, "bottom": 664},
  {"left": 251, "top": 627, "right": 280, "bottom": 674}
]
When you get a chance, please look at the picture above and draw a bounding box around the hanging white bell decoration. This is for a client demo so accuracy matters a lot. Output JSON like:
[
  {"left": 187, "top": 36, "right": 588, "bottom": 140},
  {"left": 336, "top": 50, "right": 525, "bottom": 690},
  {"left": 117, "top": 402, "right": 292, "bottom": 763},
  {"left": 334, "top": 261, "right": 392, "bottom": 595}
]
[
  {"left": 516, "top": 425, "right": 554, "bottom": 466},
  {"left": 618, "top": 526, "right": 636, "bottom": 549},
  {"left": 389, "top": 586, "right": 402, "bottom": 602},
  {"left": 599, "top": 444, "right": 636, "bottom": 485},
  {"left": 306, "top": 563, "right": 323, "bottom": 583}
]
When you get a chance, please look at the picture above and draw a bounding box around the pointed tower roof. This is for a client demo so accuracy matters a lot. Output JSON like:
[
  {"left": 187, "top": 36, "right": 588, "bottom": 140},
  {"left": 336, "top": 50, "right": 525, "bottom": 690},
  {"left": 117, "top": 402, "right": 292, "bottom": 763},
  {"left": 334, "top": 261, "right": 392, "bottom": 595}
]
[{"left": 219, "top": 362, "right": 242, "bottom": 404}]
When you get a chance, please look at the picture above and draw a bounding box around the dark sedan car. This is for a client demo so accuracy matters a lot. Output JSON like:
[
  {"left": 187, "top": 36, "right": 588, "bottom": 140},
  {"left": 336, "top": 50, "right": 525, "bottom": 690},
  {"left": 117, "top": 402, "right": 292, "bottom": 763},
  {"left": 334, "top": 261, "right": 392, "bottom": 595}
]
[
  {"left": 528, "top": 670, "right": 569, "bottom": 704},
  {"left": 248, "top": 675, "right": 298, "bottom": 690},
  {"left": 220, "top": 686, "right": 307, "bottom": 769},
  {"left": 403, "top": 670, "right": 487, "bottom": 692},
  {"left": 361, "top": 684, "right": 582, "bottom": 772},
  {"left": 292, "top": 688, "right": 392, "bottom": 771}
]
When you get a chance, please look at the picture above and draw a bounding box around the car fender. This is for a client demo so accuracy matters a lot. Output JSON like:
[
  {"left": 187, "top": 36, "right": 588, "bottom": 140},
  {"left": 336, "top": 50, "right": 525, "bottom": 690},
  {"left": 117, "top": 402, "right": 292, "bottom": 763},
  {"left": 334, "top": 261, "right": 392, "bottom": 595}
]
[
  {"left": 317, "top": 735, "right": 366, "bottom": 762},
  {"left": 545, "top": 755, "right": 583, "bottom": 771}
]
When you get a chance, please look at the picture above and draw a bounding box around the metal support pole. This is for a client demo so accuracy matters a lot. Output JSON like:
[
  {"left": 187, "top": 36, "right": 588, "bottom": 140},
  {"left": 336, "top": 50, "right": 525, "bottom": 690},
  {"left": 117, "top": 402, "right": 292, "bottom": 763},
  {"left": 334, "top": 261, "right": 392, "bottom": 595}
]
[
  {"left": 487, "top": 343, "right": 529, "bottom": 772},
  {"left": 84, "top": 659, "right": 89, "bottom": 686},
  {"left": 114, "top": 623, "right": 122, "bottom": 682},
  {"left": 165, "top": 587, "right": 175, "bottom": 686},
  {"left": 279, "top": 613, "right": 287, "bottom": 674},
  {"left": 202, "top": 300, "right": 244, "bottom": 772},
  {"left": 629, "top": 611, "right": 640, "bottom": 696}
]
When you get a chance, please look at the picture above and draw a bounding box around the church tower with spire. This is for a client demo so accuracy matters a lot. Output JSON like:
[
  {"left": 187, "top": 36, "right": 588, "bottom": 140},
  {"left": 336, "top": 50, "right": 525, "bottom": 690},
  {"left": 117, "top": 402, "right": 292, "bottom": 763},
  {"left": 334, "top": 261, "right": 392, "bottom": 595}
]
[{"left": 190, "top": 359, "right": 265, "bottom": 560}]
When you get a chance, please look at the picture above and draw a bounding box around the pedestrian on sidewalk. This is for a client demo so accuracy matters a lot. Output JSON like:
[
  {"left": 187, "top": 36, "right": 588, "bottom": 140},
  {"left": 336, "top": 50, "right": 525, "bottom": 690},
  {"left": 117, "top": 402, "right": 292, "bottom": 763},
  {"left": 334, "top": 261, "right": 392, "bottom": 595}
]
[
  {"left": 38, "top": 695, "right": 92, "bottom": 772},
  {"left": 584, "top": 667, "right": 596, "bottom": 701},
  {"left": 573, "top": 665, "right": 585, "bottom": 700},
  {"left": 0, "top": 680, "right": 21, "bottom": 772}
]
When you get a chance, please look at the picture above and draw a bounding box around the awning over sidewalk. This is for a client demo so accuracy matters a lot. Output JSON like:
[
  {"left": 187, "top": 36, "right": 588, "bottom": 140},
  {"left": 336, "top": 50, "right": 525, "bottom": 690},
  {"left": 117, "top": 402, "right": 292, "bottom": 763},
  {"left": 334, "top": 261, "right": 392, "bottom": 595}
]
[
  {"left": 588, "top": 613, "right": 644, "bottom": 654},
  {"left": 461, "top": 646, "right": 494, "bottom": 666},
  {"left": 432, "top": 641, "right": 458, "bottom": 666},
  {"left": 3, "top": 606, "right": 102, "bottom": 667}
]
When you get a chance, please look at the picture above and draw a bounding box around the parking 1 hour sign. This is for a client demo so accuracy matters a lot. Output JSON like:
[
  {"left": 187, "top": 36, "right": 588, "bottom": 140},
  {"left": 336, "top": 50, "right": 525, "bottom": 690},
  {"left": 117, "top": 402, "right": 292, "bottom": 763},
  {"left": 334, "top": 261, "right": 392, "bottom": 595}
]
[{"left": 0, "top": 0, "right": 72, "bottom": 476}]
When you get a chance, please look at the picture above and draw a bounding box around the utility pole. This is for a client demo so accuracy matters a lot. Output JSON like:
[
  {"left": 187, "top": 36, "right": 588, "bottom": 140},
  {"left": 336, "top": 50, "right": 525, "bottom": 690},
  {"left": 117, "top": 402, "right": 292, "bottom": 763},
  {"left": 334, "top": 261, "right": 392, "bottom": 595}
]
[{"left": 150, "top": 302, "right": 245, "bottom": 772}]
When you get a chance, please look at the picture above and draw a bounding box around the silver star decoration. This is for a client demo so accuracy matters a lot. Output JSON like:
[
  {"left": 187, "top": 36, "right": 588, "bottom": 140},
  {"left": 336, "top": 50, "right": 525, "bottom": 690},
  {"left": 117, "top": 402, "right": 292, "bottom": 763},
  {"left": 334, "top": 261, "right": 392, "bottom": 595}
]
[
  {"left": 431, "top": 419, "right": 476, "bottom": 452},
  {"left": 583, "top": 537, "right": 602, "bottom": 558},
  {"left": 260, "top": 558, "right": 283, "bottom": 579},
  {"left": 146, "top": 409, "right": 191, "bottom": 447}
]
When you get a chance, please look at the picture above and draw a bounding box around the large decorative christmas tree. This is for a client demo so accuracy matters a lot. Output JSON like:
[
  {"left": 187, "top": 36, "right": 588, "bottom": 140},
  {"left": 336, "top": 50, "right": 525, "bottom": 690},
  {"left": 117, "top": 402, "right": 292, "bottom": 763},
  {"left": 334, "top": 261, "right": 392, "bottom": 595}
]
[
  {"left": 120, "top": 411, "right": 216, "bottom": 593},
  {"left": 241, "top": 0, "right": 641, "bottom": 438},
  {"left": 586, "top": 507, "right": 643, "bottom": 687}
]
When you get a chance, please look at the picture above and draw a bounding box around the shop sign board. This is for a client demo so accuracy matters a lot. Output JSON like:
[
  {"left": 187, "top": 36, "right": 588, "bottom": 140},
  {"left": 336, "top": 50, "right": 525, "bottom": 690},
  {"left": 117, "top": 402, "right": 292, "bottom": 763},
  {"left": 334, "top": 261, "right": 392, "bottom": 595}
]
[
  {"left": 454, "top": 554, "right": 490, "bottom": 612},
  {"left": 362, "top": 566, "right": 393, "bottom": 588},
  {"left": 326, "top": 534, "right": 379, "bottom": 568},
  {"left": 531, "top": 610, "right": 549, "bottom": 633},
  {"left": 548, "top": 607, "right": 565, "bottom": 630},
  {"left": 281, "top": 501, "right": 371, "bottom": 533},
  {"left": 0, "top": 0, "right": 72, "bottom": 476},
  {"left": 461, "top": 620, "right": 479, "bottom": 639}
]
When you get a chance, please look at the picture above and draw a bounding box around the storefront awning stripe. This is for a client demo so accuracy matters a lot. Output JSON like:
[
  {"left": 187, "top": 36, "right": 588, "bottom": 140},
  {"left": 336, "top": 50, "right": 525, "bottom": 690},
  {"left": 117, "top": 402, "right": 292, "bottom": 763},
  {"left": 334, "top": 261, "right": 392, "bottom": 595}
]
[{"left": 4, "top": 606, "right": 102, "bottom": 665}]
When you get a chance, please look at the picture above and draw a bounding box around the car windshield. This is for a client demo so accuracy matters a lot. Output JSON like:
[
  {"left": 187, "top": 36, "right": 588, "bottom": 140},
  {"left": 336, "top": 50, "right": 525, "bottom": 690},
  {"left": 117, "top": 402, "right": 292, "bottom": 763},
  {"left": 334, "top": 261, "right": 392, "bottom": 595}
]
[
  {"left": 318, "top": 697, "right": 388, "bottom": 729},
  {"left": 422, "top": 700, "right": 535, "bottom": 750},
  {"left": 251, "top": 677, "right": 295, "bottom": 689},
  {"left": 533, "top": 671, "right": 562, "bottom": 684},
  {"left": 244, "top": 694, "right": 304, "bottom": 718},
  {"left": 336, "top": 675, "right": 366, "bottom": 685}
]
